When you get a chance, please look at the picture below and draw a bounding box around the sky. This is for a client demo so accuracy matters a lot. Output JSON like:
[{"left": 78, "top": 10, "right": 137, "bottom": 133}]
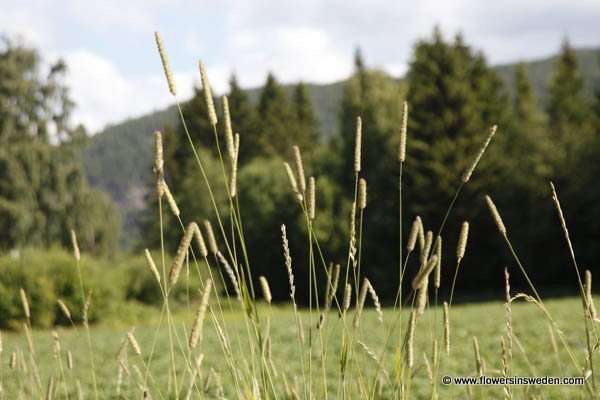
[{"left": 2, "top": 0, "right": 600, "bottom": 133}]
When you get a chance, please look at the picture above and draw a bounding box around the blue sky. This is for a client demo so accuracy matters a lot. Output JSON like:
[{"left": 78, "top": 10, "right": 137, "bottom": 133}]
[{"left": 2, "top": 0, "right": 600, "bottom": 133}]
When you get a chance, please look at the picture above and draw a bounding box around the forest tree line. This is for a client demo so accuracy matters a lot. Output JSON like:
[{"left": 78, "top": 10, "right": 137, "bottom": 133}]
[
  {"left": 146, "top": 28, "right": 600, "bottom": 301},
  {"left": 2, "top": 28, "right": 600, "bottom": 303}
]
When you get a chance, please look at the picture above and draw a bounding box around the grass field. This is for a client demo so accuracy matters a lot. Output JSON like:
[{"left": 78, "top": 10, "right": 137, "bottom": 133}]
[{"left": 1, "top": 296, "right": 590, "bottom": 399}]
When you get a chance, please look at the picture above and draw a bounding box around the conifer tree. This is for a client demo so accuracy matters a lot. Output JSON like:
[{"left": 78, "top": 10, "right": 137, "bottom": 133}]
[
  {"left": 292, "top": 82, "right": 320, "bottom": 149},
  {"left": 544, "top": 42, "right": 599, "bottom": 274},
  {"left": 406, "top": 28, "right": 508, "bottom": 218},
  {"left": 164, "top": 86, "right": 213, "bottom": 189},
  {"left": 548, "top": 39, "right": 595, "bottom": 163},
  {"left": 337, "top": 48, "right": 406, "bottom": 296},
  {"left": 404, "top": 28, "right": 512, "bottom": 290},
  {"left": 227, "top": 74, "right": 260, "bottom": 162},
  {"left": 258, "top": 73, "right": 296, "bottom": 157},
  {"left": 510, "top": 63, "right": 552, "bottom": 184}
]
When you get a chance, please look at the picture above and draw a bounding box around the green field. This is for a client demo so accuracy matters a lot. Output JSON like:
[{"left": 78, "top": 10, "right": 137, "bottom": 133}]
[{"left": 1, "top": 296, "right": 591, "bottom": 399}]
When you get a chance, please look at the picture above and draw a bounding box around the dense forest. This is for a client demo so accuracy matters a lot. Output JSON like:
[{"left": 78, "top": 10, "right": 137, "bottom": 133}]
[
  {"left": 2, "top": 29, "right": 600, "bottom": 304},
  {"left": 134, "top": 30, "right": 600, "bottom": 301},
  {"left": 83, "top": 44, "right": 600, "bottom": 247}
]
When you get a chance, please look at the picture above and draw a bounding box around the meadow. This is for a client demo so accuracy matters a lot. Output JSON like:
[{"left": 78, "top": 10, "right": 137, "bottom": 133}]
[{"left": 0, "top": 299, "right": 591, "bottom": 399}]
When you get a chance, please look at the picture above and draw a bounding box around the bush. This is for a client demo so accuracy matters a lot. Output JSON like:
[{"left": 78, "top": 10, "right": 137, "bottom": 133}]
[
  {"left": 123, "top": 250, "right": 212, "bottom": 305},
  {"left": 0, "top": 247, "right": 217, "bottom": 329}
]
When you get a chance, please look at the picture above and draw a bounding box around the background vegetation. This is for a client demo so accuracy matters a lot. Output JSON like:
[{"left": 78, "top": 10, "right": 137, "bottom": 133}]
[{"left": 2, "top": 28, "right": 600, "bottom": 315}]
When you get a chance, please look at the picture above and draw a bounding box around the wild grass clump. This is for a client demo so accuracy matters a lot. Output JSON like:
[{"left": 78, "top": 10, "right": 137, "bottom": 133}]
[{"left": 0, "top": 33, "right": 597, "bottom": 400}]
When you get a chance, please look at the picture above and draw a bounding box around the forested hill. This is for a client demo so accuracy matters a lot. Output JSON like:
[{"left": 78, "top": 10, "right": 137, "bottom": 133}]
[{"left": 82, "top": 47, "right": 600, "bottom": 245}]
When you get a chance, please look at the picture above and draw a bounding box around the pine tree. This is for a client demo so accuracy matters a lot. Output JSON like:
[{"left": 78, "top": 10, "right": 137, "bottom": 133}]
[
  {"left": 406, "top": 28, "right": 509, "bottom": 216},
  {"left": 337, "top": 48, "right": 406, "bottom": 297},
  {"left": 227, "top": 74, "right": 261, "bottom": 162},
  {"left": 510, "top": 63, "right": 551, "bottom": 183},
  {"left": 292, "top": 82, "right": 320, "bottom": 150},
  {"left": 544, "top": 41, "right": 600, "bottom": 277},
  {"left": 404, "top": 28, "right": 512, "bottom": 290},
  {"left": 548, "top": 39, "right": 595, "bottom": 163},
  {"left": 163, "top": 85, "right": 216, "bottom": 190},
  {"left": 258, "top": 73, "right": 296, "bottom": 157}
]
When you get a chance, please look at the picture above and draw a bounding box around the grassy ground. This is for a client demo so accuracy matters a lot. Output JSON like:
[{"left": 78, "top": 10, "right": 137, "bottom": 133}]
[{"left": 0, "top": 296, "right": 591, "bottom": 399}]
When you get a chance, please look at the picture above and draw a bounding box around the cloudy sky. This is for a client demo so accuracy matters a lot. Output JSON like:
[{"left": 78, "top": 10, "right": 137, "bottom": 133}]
[{"left": 2, "top": 0, "right": 600, "bottom": 133}]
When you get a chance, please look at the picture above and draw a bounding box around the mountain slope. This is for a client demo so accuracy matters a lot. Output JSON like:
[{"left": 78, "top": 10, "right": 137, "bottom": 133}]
[{"left": 81, "top": 47, "right": 600, "bottom": 246}]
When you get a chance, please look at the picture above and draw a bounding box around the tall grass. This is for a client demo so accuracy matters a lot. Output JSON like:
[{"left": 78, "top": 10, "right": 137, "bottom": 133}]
[{"left": 0, "top": 32, "right": 597, "bottom": 400}]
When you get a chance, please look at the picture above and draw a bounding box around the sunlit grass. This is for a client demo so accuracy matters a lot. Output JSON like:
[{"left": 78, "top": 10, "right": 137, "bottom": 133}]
[{"left": 0, "top": 298, "right": 588, "bottom": 399}]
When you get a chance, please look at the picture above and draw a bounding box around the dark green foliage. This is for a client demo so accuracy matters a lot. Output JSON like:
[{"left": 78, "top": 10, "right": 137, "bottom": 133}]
[
  {"left": 79, "top": 34, "right": 600, "bottom": 300},
  {"left": 337, "top": 50, "right": 406, "bottom": 297},
  {"left": 507, "top": 63, "right": 552, "bottom": 187},
  {"left": 406, "top": 29, "right": 509, "bottom": 201},
  {"left": 494, "top": 47, "right": 600, "bottom": 106},
  {"left": 257, "top": 73, "right": 298, "bottom": 158},
  {"left": 235, "top": 156, "right": 345, "bottom": 303},
  {"left": 0, "top": 143, "right": 119, "bottom": 254},
  {"left": 84, "top": 48, "right": 600, "bottom": 252},
  {"left": 227, "top": 75, "right": 261, "bottom": 163},
  {"left": 548, "top": 40, "right": 596, "bottom": 165},
  {"left": 139, "top": 146, "right": 228, "bottom": 251},
  {"left": 0, "top": 38, "right": 74, "bottom": 143},
  {"left": 293, "top": 82, "right": 320, "bottom": 149},
  {"left": 402, "top": 29, "right": 510, "bottom": 291},
  {"left": 165, "top": 87, "right": 216, "bottom": 191},
  {"left": 0, "top": 38, "right": 119, "bottom": 255}
]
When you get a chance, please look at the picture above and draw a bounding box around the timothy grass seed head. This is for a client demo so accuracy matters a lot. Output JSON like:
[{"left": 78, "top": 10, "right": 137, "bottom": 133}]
[
  {"left": 358, "top": 178, "right": 367, "bottom": 210},
  {"left": 259, "top": 276, "right": 272, "bottom": 304},
  {"left": 457, "top": 221, "right": 469, "bottom": 261},
  {"left": 199, "top": 61, "right": 217, "bottom": 126},
  {"left": 154, "top": 32, "right": 176, "bottom": 96},
  {"left": 399, "top": 101, "right": 408, "bottom": 162},
  {"left": 461, "top": 125, "right": 497, "bottom": 183},
  {"left": 354, "top": 116, "right": 362, "bottom": 173},
  {"left": 485, "top": 195, "right": 506, "bottom": 236},
  {"left": 308, "top": 176, "right": 315, "bottom": 220}
]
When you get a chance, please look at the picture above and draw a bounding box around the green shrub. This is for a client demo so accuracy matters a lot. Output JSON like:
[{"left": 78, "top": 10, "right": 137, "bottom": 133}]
[
  {"left": 0, "top": 247, "right": 125, "bottom": 329},
  {"left": 122, "top": 250, "right": 212, "bottom": 305}
]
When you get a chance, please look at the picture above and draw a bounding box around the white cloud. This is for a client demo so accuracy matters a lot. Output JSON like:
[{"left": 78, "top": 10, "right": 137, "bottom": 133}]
[
  {"left": 6, "top": 0, "right": 599, "bottom": 131},
  {"left": 65, "top": 0, "right": 175, "bottom": 33},
  {"left": 0, "top": 1, "right": 54, "bottom": 46},
  {"left": 62, "top": 49, "right": 195, "bottom": 133},
  {"left": 183, "top": 30, "right": 204, "bottom": 55},
  {"left": 221, "top": 26, "right": 352, "bottom": 89}
]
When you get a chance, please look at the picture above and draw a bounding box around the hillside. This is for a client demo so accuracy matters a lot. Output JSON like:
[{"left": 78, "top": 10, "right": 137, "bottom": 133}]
[
  {"left": 495, "top": 47, "right": 600, "bottom": 104},
  {"left": 81, "top": 47, "right": 600, "bottom": 247}
]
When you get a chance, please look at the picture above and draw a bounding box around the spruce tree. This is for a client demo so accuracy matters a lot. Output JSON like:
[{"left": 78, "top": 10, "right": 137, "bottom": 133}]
[
  {"left": 406, "top": 29, "right": 508, "bottom": 215},
  {"left": 405, "top": 28, "right": 511, "bottom": 290},
  {"left": 227, "top": 74, "right": 261, "bottom": 162},
  {"left": 548, "top": 40, "right": 595, "bottom": 164},
  {"left": 544, "top": 41, "right": 599, "bottom": 277},
  {"left": 337, "top": 48, "right": 406, "bottom": 297},
  {"left": 258, "top": 73, "right": 296, "bottom": 157},
  {"left": 510, "top": 63, "right": 551, "bottom": 185},
  {"left": 164, "top": 86, "right": 213, "bottom": 189},
  {"left": 292, "top": 82, "right": 320, "bottom": 150}
]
